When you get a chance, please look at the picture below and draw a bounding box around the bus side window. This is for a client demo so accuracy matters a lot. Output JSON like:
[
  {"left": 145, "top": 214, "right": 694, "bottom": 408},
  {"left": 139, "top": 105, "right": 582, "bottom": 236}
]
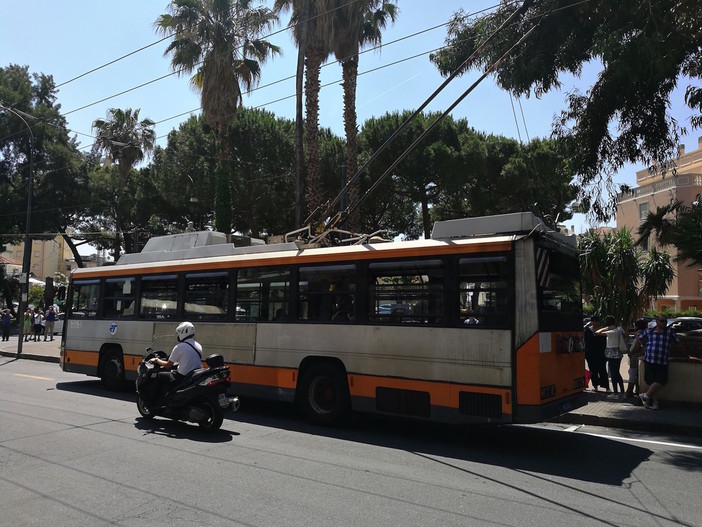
[
  {"left": 71, "top": 280, "right": 100, "bottom": 318},
  {"left": 367, "top": 259, "right": 443, "bottom": 325},
  {"left": 104, "top": 277, "right": 135, "bottom": 318},
  {"left": 298, "top": 264, "right": 356, "bottom": 323},
  {"left": 139, "top": 275, "right": 178, "bottom": 319},
  {"left": 184, "top": 271, "right": 229, "bottom": 320},
  {"left": 236, "top": 267, "right": 290, "bottom": 322},
  {"left": 458, "top": 256, "right": 509, "bottom": 328}
]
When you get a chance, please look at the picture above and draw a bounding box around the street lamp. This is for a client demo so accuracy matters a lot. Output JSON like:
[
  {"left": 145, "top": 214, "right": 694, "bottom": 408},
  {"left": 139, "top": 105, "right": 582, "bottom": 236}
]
[{"left": 0, "top": 104, "right": 34, "bottom": 358}]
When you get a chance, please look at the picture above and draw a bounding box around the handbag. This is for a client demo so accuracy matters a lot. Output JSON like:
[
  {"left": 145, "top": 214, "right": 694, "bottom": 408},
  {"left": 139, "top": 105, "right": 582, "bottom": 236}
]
[
  {"left": 605, "top": 347, "right": 622, "bottom": 359},
  {"left": 618, "top": 329, "right": 629, "bottom": 353}
]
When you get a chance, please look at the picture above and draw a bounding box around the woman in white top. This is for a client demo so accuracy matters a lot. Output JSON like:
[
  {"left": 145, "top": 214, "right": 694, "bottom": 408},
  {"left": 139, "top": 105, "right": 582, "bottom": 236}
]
[{"left": 595, "top": 315, "right": 626, "bottom": 397}]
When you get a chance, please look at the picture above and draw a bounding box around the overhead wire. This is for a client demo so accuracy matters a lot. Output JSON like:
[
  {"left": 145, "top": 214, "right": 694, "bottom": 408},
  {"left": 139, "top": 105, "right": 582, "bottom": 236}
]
[{"left": 2, "top": 1, "right": 590, "bottom": 228}]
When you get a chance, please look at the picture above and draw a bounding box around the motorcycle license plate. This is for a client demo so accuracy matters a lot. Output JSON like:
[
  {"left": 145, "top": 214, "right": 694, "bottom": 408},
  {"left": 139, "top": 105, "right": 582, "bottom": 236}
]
[{"left": 218, "top": 393, "right": 229, "bottom": 408}]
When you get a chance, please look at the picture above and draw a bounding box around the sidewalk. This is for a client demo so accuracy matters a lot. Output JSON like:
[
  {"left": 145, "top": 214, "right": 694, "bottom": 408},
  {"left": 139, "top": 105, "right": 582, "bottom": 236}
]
[{"left": 1, "top": 336, "right": 700, "bottom": 437}]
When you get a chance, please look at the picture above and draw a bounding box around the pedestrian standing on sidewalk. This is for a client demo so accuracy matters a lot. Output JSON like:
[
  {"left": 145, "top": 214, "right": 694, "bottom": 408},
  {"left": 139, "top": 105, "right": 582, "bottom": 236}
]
[
  {"left": 584, "top": 315, "right": 609, "bottom": 392},
  {"left": 1, "top": 309, "right": 12, "bottom": 341},
  {"left": 44, "top": 306, "right": 56, "bottom": 341},
  {"left": 596, "top": 315, "right": 626, "bottom": 398},
  {"left": 624, "top": 318, "right": 648, "bottom": 398},
  {"left": 23, "top": 309, "right": 32, "bottom": 341},
  {"left": 639, "top": 315, "right": 679, "bottom": 409},
  {"left": 33, "top": 309, "right": 43, "bottom": 342}
]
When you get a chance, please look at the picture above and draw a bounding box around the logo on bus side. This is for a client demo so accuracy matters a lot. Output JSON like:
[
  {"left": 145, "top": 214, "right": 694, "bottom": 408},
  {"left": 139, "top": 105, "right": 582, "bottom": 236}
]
[{"left": 109, "top": 322, "right": 118, "bottom": 335}]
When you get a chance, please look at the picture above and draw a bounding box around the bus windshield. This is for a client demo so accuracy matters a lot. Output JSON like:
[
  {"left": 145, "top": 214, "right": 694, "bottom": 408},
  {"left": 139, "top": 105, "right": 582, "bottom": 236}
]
[{"left": 536, "top": 246, "right": 582, "bottom": 330}]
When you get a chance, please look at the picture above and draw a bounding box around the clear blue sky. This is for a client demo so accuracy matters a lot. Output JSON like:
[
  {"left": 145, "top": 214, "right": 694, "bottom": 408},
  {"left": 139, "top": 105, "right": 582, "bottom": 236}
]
[{"left": 2, "top": 1, "right": 698, "bottom": 235}]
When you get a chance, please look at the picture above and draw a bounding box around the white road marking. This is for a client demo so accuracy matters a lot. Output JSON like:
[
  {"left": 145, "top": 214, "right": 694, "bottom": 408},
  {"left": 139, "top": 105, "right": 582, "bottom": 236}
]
[{"left": 583, "top": 431, "right": 702, "bottom": 450}]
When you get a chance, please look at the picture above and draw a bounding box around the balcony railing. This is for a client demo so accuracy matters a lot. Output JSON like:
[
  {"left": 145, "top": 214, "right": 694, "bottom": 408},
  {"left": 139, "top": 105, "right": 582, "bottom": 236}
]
[{"left": 619, "top": 174, "right": 702, "bottom": 202}]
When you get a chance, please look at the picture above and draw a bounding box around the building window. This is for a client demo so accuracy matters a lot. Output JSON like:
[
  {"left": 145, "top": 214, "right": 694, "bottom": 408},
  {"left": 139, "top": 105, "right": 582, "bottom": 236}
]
[
  {"left": 638, "top": 202, "right": 650, "bottom": 251},
  {"left": 638, "top": 202, "right": 649, "bottom": 221}
]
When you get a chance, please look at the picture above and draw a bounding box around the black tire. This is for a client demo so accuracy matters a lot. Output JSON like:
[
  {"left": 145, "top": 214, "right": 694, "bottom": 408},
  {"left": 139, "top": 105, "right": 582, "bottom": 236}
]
[
  {"left": 197, "top": 399, "right": 224, "bottom": 431},
  {"left": 100, "top": 351, "right": 125, "bottom": 390},
  {"left": 136, "top": 395, "right": 155, "bottom": 419},
  {"left": 297, "top": 362, "right": 350, "bottom": 425}
]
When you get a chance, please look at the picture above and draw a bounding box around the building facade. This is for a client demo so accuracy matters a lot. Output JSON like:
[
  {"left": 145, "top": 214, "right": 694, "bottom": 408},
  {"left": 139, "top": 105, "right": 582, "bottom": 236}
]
[
  {"left": 617, "top": 138, "right": 702, "bottom": 311},
  {"left": 2, "top": 236, "right": 113, "bottom": 283},
  {"left": 2, "top": 237, "right": 74, "bottom": 282}
]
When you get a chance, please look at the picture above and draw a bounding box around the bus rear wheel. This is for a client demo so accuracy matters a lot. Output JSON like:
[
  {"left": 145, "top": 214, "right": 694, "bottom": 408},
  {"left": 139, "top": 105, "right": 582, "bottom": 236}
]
[
  {"left": 100, "top": 351, "right": 125, "bottom": 390},
  {"left": 297, "top": 362, "right": 350, "bottom": 425}
]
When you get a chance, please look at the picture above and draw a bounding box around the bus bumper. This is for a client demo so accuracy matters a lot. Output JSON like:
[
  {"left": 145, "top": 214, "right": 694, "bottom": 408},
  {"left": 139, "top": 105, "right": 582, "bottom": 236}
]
[{"left": 514, "top": 391, "right": 588, "bottom": 424}]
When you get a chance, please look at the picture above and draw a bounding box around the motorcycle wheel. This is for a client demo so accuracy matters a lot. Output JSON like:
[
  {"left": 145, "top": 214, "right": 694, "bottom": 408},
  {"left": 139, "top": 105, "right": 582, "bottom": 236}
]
[
  {"left": 136, "top": 395, "right": 155, "bottom": 419},
  {"left": 197, "top": 399, "right": 224, "bottom": 431}
]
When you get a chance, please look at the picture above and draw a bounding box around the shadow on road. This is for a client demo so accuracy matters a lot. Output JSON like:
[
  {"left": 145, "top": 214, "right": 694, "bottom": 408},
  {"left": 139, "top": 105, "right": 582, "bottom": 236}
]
[
  {"left": 134, "top": 417, "right": 237, "bottom": 442},
  {"left": 55, "top": 380, "right": 137, "bottom": 403},
  {"left": 235, "top": 399, "right": 655, "bottom": 487},
  {"left": 52, "top": 380, "right": 658, "bottom": 486},
  {"left": 55, "top": 380, "right": 240, "bottom": 441}
]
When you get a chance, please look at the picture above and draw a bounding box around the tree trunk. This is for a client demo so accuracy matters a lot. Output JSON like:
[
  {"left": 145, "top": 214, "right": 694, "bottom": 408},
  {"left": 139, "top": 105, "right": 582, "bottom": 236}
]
[
  {"left": 295, "top": 0, "right": 309, "bottom": 227},
  {"left": 62, "top": 233, "right": 84, "bottom": 269},
  {"left": 214, "top": 130, "right": 233, "bottom": 235},
  {"left": 304, "top": 49, "right": 323, "bottom": 218},
  {"left": 421, "top": 194, "right": 432, "bottom": 239},
  {"left": 342, "top": 57, "right": 359, "bottom": 232}
]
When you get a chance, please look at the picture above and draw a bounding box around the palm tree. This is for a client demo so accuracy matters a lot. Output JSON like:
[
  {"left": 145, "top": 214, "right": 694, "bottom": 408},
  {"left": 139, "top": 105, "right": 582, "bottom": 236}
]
[
  {"left": 635, "top": 201, "right": 681, "bottom": 248},
  {"left": 155, "top": 0, "right": 280, "bottom": 234},
  {"left": 331, "top": 0, "right": 397, "bottom": 231},
  {"left": 274, "top": 0, "right": 333, "bottom": 222},
  {"left": 637, "top": 199, "right": 702, "bottom": 267},
  {"left": 579, "top": 228, "right": 673, "bottom": 326},
  {"left": 92, "top": 108, "right": 155, "bottom": 259}
]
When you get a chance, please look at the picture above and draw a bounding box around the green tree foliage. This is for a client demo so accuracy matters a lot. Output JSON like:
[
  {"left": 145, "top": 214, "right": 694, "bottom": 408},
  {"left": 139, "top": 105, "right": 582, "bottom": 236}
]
[
  {"left": 156, "top": 0, "right": 281, "bottom": 235},
  {"left": 1, "top": 64, "right": 89, "bottom": 283},
  {"left": 442, "top": 135, "right": 577, "bottom": 227},
  {"left": 228, "top": 107, "right": 297, "bottom": 237},
  {"left": 358, "top": 111, "right": 462, "bottom": 239},
  {"left": 358, "top": 111, "right": 576, "bottom": 239},
  {"left": 92, "top": 108, "right": 156, "bottom": 257},
  {"left": 150, "top": 116, "right": 218, "bottom": 231},
  {"left": 430, "top": 1, "right": 702, "bottom": 221},
  {"left": 579, "top": 229, "right": 674, "bottom": 327}
]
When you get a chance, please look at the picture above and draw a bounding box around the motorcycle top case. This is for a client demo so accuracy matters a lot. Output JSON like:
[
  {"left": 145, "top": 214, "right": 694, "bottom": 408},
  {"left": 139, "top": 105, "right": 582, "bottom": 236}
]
[{"left": 205, "top": 354, "right": 224, "bottom": 368}]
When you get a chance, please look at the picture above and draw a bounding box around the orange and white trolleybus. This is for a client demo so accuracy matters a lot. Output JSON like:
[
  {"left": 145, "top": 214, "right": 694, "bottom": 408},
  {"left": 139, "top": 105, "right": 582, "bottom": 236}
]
[{"left": 60, "top": 212, "right": 586, "bottom": 425}]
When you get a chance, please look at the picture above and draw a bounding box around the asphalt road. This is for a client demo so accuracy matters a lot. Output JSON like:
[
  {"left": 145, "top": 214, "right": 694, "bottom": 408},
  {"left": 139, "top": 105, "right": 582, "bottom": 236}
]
[{"left": 1, "top": 358, "right": 701, "bottom": 527}]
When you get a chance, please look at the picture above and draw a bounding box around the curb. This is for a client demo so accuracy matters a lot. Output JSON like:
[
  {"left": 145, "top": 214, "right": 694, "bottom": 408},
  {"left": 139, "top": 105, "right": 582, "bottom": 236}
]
[
  {"left": 553, "top": 411, "right": 701, "bottom": 437},
  {"left": 0, "top": 350, "right": 59, "bottom": 364}
]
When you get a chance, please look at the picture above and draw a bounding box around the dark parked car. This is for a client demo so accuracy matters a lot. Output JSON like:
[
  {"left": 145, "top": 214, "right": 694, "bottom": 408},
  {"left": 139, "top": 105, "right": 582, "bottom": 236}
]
[{"left": 667, "top": 317, "right": 702, "bottom": 335}]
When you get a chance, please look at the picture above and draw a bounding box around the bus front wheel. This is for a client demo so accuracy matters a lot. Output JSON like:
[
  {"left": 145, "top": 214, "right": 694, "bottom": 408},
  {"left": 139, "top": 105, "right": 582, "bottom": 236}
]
[
  {"left": 297, "top": 362, "right": 350, "bottom": 425},
  {"left": 100, "top": 351, "right": 125, "bottom": 390}
]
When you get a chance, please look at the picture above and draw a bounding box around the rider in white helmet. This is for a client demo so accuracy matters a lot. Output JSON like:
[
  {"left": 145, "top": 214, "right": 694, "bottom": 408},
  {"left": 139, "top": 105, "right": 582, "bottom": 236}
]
[{"left": 150, "top": 322, "right": 203, "bottom": 389}]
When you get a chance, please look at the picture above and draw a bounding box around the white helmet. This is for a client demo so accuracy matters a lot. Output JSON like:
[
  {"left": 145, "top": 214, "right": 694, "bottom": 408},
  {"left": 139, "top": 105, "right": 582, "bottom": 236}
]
[{"left": 176, "top": 321, "right": 195, "bottom": 341}]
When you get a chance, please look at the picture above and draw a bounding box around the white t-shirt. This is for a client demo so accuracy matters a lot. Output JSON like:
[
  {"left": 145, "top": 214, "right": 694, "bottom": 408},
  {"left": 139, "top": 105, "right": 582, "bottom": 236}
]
[
  {"left": 169, "top": 338, "right": 203, "bottom": 375},
  {"left": 603, "top": 326, "right": 624, "bottom": 348}
]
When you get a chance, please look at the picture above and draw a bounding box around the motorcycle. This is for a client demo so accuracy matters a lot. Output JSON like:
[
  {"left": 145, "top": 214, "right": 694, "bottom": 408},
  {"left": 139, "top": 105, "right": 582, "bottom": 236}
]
[{"left": 135, "top": 348, "right": 239, "bottom": 431}]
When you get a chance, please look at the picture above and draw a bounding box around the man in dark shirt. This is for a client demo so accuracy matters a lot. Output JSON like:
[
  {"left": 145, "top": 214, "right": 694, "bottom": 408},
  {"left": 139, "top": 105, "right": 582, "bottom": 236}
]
[{"left": 584, "top": 315, "right": 609, "bottom": 392}]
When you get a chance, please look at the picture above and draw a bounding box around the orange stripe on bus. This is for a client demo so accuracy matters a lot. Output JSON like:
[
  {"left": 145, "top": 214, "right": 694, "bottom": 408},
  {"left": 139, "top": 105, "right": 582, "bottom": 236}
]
[
  {"left": 228, "top": 363, "right": 512, "bottom": 413},
  {"left": 63, "top": 350, "right": 100, "bottom": 368},
  {"left": 228, "top": 364, "right": 298, "bottom": 389},
  {"left": 348, "top": 374, "right": 512, "bottom": 413}
]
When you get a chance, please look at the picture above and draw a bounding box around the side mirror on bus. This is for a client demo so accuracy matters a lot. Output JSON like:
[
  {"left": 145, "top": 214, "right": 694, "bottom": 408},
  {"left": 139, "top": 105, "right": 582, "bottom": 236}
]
[{"left": 57, "top": 286, "right": 66, "bottom": 301}]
